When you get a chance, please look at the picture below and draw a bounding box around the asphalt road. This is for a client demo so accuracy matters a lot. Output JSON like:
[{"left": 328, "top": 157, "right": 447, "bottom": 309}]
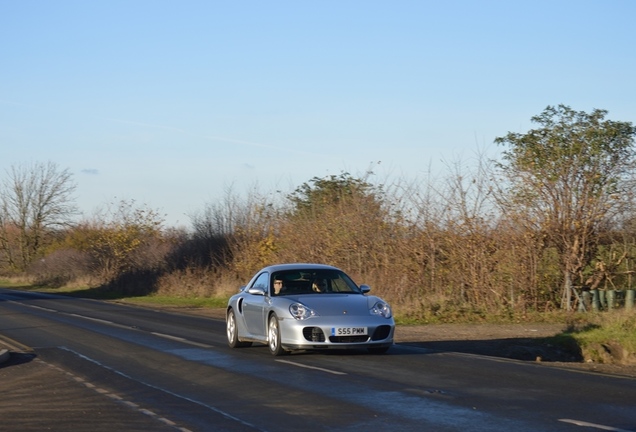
[{"left": 1, "top": 288, "right": 635, "bottom": 432}]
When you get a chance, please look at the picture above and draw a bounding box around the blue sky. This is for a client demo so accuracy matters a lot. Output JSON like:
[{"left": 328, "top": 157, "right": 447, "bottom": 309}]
[{"left": 2, "top": 1, "right": 635, "bottom": 227}]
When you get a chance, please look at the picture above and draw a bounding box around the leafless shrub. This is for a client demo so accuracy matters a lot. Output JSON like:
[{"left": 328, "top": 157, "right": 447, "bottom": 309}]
[
  {"left": 155, "top": 266, "right": 240, "bottom": 298},
  {"left": 28, "top": 248, "right": 93, "bottom": 287},
  {"left": 15, "top": 112, "right": 636, "bottom": 320}
]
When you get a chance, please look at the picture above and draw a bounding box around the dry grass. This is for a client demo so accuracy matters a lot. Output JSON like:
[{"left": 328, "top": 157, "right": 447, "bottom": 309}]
[{"left": 155, "top": 267, "right": 240, "bottom": 299}]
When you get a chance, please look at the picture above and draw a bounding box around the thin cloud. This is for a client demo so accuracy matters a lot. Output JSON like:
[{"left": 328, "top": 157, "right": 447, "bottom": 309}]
[
  {"left": 0, "top": 99, "right": 34, "bottom": 108},
  {"left": 98, "top": 117, "right": 188, "bottom": 134},
  {"left": 100, "top": 116, "right": 332, "bottom": 158},
  {"left": 81, "top": 168, "right": 99, "bottom": 175},
  {"left": 2, "top": 106, "right": 331, "bottom": 159},
  {"left": 200, "top": 135, "right": 329, "bottom": 158}
]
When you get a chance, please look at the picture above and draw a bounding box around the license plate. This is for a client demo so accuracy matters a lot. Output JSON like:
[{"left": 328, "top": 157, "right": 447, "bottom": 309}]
[{"left": 332, "top": 327, "right": 368, "bottom": 336}]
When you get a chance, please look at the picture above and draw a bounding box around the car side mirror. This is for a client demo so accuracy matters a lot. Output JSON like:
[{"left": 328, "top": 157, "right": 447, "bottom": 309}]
[
  {"left": 247, "top": 286, "right": 267, "bottom": 296},
  {"left": 360, "top": 284, "right": 371, "bottom": 294}
]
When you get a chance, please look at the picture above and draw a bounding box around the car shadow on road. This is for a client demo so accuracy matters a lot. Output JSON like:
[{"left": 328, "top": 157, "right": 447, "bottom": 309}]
[
  {"left": 400, "top": 336, "right": 584, "bottom": 362},
  {"left": 0, "top": 351, "right": 37, "bottom": 369}
]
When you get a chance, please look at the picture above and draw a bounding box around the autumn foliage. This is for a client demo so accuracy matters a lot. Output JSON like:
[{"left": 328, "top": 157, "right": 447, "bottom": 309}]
[{"left": 2, "top": 106, "right": 636, "bottom": 320}]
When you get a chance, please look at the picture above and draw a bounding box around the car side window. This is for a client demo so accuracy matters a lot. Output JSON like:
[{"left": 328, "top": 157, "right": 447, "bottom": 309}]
[{"left": 251, "top": 273, "right": 269, "bottom": 294}]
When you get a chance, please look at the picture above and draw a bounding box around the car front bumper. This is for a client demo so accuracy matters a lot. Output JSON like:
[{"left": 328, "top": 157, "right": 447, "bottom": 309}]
[{"left": 278, "top": 315, "right": 395, "bottom": 351}]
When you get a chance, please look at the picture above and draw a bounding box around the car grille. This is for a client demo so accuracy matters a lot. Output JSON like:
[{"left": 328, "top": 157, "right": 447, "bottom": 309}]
[
  {"left": 371, "top": 325, "right": 392, "bottom": 341},
  {"left": 303, "top": 326, "right": 391, "bottom": 344},
  {"left": 329, "top": 335, "right": 370, "bottom": 343},
  {"left": 303, "top": 327, "right": 325, "bottom": 342}
]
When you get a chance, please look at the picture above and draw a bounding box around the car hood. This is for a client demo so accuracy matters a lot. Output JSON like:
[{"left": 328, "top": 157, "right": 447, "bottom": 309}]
[{"left": 281, "top": 294, "right": 378, "bottom": 316}]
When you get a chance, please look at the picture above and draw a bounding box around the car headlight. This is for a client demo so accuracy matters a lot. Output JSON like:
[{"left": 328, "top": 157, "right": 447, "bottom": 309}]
[
  {"left": 370, "top": 301, "right": 392, "bottom": 319},
  {"left": 289, "top": 303, "right": 318, "bottom": 320}
]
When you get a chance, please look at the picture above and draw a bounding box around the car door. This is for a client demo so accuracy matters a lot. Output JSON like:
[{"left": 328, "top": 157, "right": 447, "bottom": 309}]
[{"left": 242, "top": 272, "right": 269, "bottom": 338}]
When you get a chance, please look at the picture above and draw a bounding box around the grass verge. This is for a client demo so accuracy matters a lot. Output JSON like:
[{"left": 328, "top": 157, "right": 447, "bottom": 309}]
[
  {"left": 116, "top": 295, "right": 228, "bottom": 309},
  {"left": 547, "top": 311, "right": 636, "bottom": 365},
  {"left": 0, "top": 279, "right": 230, "bottom": 310}
]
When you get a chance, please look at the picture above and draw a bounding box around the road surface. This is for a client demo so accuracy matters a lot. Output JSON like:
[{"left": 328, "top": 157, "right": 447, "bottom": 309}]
[{"left": 1, "top": 288, "right": 634, "bottom": 432}]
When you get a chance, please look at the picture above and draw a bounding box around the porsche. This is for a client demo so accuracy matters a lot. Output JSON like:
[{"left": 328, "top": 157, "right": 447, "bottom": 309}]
[{"left": 226, "top": 263, "right": 394, "bottom": 355}]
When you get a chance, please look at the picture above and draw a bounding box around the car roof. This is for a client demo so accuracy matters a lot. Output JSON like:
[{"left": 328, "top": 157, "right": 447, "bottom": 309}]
[{"left": 259, "top": 263, "right": 342, "bottom": 273}]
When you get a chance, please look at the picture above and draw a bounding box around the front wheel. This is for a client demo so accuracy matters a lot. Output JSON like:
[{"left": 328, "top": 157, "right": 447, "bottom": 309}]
[
  {"left": 227, "top": 309, "right": 251, "bottom": 348},
  {"left": 268, "top": 314, "right": 288, "bottom": 356}
]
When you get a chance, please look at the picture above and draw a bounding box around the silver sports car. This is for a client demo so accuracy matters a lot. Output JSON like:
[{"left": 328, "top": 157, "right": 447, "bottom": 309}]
[{"left": 226, "top": 263, "right": 395, "bottom": 355}]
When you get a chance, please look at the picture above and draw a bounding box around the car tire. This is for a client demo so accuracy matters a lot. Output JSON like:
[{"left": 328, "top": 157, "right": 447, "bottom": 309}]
[
  {"left": 368, "top": 346, "right": 390, "bottom": 354},
  {"left": 227, "top": 309, "right": 251, "bottom": 348},
  {"left": 268, "top": 314, "right": 288, "bottom": 356}
]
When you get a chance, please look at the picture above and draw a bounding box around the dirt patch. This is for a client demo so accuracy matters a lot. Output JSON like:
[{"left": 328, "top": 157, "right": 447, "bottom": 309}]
[
  {"left": 396, "top": 322, "right": 636, "bottom": 378},
  {"left": 396, "top": 322, "right": 586, "bottom": 366},
  {"left": 397, "top": 323, "right": 573, "bottom": 358}
]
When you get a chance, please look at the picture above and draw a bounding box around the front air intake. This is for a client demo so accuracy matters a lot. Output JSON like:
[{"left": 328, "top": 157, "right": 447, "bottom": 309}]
[{"left": 303, "top": 327, "right": 325, "bottom": 342}]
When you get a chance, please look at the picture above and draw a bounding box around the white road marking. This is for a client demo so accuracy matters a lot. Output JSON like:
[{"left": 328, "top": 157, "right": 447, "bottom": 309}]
[
  {"left": 151, "top": 332, "right": 214, "bottom": 348},
  {"left": 16, "top": 301, "right": 129, "bottom": 329},
  {"left": 68, "top": 314, "right": 115, "bottom": 325},
  {"left": 66, "top": 313, "right": 140, "bottom": 330},
  {"left": 559, "top": 418, "right": 634, "bottom": 431},
  {"left": 15, "top": 300, "right": 215, "bottom": 349},
  {"left": 59, "top": 347, "right": 264, "bottom": 431},
  {"left": 151, "top": 332, "right": 188, "bottom": 342},
  {"left": 275, "top": 359, "right": 347, "bottom": 375},
  {"left": 17, "top": 303, "right": 58, "bottom": 313},
  {"left": 44, "top": 358, "right": 193, "bottom": 432}
]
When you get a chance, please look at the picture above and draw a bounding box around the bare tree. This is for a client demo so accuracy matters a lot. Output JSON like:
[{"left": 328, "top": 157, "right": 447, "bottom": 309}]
[
  {"left": 0, "top": 161, "right": 77, "bottom": 271},
  {"left": 436, "top": 153, "right": 501, "bottom": 308}
]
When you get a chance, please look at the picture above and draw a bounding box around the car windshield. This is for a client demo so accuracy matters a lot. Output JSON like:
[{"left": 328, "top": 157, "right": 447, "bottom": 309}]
[{"left": 271, "top": 269, "right": 361, "bottom": 296}]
